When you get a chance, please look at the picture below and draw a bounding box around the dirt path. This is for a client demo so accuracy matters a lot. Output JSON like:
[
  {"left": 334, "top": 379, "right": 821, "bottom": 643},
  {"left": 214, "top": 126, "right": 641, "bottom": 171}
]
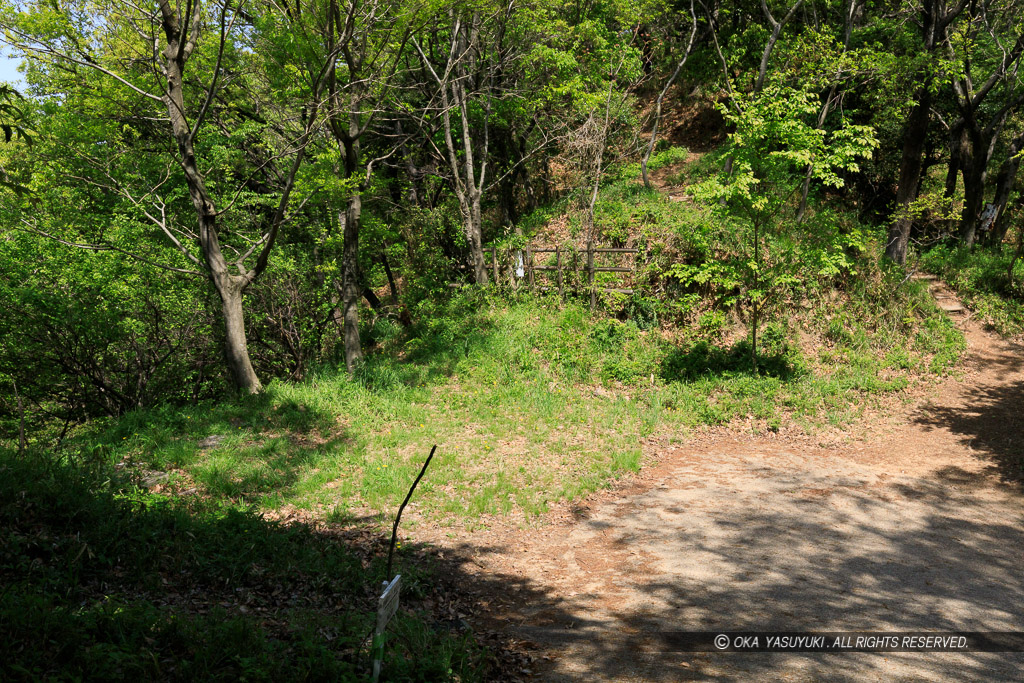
[{"left": 420, "top": 298, "right": 1024, "bottom": 681}]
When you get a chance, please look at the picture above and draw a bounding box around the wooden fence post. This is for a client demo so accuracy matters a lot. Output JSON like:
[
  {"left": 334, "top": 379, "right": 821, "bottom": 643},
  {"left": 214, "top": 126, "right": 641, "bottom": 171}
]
[
  {"left": 491, "top": 247, "right": 498, "bottom": 287},
  {"left": 556, "top": 246, "right": 563, "bottom": 300},
  {"left": 510, "top": 248, "right": 518, "bottom": 291},
  {"left": 572, "top": 250, "right": 579, "bottom": 295},
  {"left": 526, "top": 246, "right": 534, "bottom": 291},
  {"left": 587, "top": 241, "right": 596, "bottom": 311}
]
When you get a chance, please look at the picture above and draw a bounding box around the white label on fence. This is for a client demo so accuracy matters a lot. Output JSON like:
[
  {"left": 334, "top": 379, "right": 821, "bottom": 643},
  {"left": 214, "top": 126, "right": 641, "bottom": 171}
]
[{"left": 376, "top": 574, "right": 402, "bottom": 633}]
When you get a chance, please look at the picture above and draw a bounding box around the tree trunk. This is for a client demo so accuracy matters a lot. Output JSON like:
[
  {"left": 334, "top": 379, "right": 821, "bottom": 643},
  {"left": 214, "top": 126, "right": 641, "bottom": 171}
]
[
  {"left": 419, "top": 13, "right": 492, "bottom": 286},
  {"left": 218, "top": 276, "right": 261, "bottom": 393},
  {"left": 466, "top": 196, "right": 489, "bottom": 284},
  {"left": 328, "top": 76, "right": 367, "bottom": 373},
  {"left": 958, "top": 157, "right": 986, "bottom": 247},
  {"left": 341, "top": 193, "right": 363, "bottom": 372},
  {"left": 796, "top": 88, "right": 839, "bottom": 222},
  {"left": 362, "top": 287, "right": 382, "bottom": 311},
  {"left": 989, "top": 133, "right": 1024, "bottom": 246},
  {"left": 886, "top": 88, "right": 932, "bottom": 264},
  {"left": 957, "top": 119, "right": 1003, "bottom": 247},
  {"left": 160, "top": 15, "right": 265, "bottom": 393},
  {"left": 641, "top": 0, "right": 698, "bottom": 190},
  {"left": 381, "top": 248, "right": 399, "bottom": 304},
  {"left": 755, "top": 0, "right": 805, "bottom": 92},
  {"left": 751, "top": 218, "right": 760, "bottom": 374},
  {"left": 796, "top": 1, "right": 863, "bottom": 222},
  {"left": 884, "top": 0, "right": 971, "bottom": 263},
  {"left": 944, "top": 123, "right": 965, "bottom": 199},
  {"left": 152, "top": 5, "right": 319, "bottom": 394}
]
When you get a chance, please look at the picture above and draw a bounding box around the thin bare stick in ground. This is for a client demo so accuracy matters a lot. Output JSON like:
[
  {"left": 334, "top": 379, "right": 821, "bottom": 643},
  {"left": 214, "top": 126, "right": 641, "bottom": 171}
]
[{"left": 386, "top": 444, "right": 437, "bottom": 579}]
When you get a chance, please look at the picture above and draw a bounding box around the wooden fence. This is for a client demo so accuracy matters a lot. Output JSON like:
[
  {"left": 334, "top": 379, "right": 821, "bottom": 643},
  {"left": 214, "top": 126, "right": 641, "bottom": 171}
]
[{"left": 481, "top": 244, "right": 641, "bottom": 310}]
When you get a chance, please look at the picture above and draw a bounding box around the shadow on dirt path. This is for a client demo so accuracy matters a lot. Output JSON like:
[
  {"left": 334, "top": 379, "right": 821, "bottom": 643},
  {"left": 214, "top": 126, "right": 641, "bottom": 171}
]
[{"left": 410, "top": 310, "right": 1024, "bottom": 681}]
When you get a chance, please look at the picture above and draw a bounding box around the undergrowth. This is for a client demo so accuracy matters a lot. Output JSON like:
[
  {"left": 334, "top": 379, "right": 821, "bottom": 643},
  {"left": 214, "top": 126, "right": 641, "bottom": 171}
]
[
  {"left": 0, "top": 452, "right": 489, "bottom": 681},
  {"left": 4, "top": 145, "right": 969, "bottom": 529},
  {"left": 920, "top": 243, "right": 1024, "bottom": 336},
  {"left": 31, "top": 276, "right": 964, "bottom": 529}
]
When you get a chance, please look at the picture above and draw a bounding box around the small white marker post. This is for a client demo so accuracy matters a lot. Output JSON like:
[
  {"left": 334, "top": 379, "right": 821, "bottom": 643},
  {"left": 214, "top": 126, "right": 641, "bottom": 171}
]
[
  {"left": 372, "top": 574, "right": 402, "bottom": 682},
  {"left": 372, "top": 445, "right": 434, "bottom": 681}
]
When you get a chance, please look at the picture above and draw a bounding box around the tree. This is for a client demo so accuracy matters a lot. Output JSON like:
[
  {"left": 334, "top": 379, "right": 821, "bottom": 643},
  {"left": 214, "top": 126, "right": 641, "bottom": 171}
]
[
  {"left": 319, "top": 0, "right": 414, "bottom": 372},
  {"left": 412, "top": 5, "right": 512, "bottom": 285},
  {"left": 988, "top": 128, "right": 1024, "bottom": 245},
  {"left": 697, "top": 82, "right": 877, "bottom": 370},
  {"left": 944, "top": 2, "right": 1024, "bottom": 246},
  {"left": 885, "top": 0, "right": 969, "bottom": 265},
  {"left": 1, "top": 0, "right": 332, "bottom": 392}
]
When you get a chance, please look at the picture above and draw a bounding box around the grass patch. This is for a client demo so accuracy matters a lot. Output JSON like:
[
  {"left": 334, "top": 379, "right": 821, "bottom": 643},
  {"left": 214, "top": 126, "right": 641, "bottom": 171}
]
[{"left": 44, "top": 279, "right": 965, "bottom": 529}]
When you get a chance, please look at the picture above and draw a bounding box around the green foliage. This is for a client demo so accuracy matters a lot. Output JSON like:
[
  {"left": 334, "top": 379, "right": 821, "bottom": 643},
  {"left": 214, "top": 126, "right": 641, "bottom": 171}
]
[
  {"left": 25, "top": 282, "right": 966, "bottom": 529},
  {"left": 580, "top": 171, "right": 878, "bottom": 334},
  {"left": 0, "top": 83, "right": 31, "bottom": 194},
  {"left": 0, "top": 4, "right": 1007, "bottom": 676},
  {"left": 592, "top": 319, "right": 665, "bottom": 382},
  {"left": 698, "top": 82, "right": 878, "bottom": 213},
  {"left": 0, "top": 226, "right": 227, "bottom": 427},
  {"left": 921, "top": 244, "right": 1024, "bottom": 336},
  {"left": 693, "top": 81, "right": 877, "bottom": 362},
  {"left": 661, "top": 338, "right": 796, "bottom": 381},
  {"left": 644, "top": 145, "right": 690, "bottom": 173}
]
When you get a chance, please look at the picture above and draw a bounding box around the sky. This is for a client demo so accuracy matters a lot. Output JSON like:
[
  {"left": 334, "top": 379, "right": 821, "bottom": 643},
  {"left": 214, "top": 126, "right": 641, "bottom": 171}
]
[{"left": 0, "top": 52, "right": 24, "bottom": 86}]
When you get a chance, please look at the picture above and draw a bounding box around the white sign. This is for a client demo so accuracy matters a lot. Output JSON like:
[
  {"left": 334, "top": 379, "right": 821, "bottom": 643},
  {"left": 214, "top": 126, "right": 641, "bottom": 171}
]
[
  {"left": 372, "top": 575, "right": 402, "bottom": 682},
  {"left": 377, "top": 575, "right": 402, "bottom": 632}
]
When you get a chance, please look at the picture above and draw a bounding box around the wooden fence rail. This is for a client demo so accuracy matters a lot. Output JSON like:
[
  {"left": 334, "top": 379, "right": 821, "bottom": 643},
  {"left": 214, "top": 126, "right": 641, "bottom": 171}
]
[{"left": 481, "top": 244, "right": 641, "bottom": 310}]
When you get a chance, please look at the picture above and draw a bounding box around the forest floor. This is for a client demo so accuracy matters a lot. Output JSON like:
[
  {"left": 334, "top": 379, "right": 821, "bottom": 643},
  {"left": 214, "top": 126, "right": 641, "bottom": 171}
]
[{"left": 406, "top": 281, "right": 1024, "bottom": 681}]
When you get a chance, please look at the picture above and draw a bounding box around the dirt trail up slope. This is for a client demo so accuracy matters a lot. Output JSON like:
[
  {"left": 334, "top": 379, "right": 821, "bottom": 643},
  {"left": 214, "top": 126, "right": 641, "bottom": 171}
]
[{"left": 419, "top": 283, "right": 1023, "bottom": 681}]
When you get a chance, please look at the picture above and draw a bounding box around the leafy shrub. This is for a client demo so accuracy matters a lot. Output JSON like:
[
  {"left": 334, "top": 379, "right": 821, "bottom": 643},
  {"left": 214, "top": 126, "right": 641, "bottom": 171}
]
[{"left": 646, "top": 145, "right": 690, "bottom": 171}]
